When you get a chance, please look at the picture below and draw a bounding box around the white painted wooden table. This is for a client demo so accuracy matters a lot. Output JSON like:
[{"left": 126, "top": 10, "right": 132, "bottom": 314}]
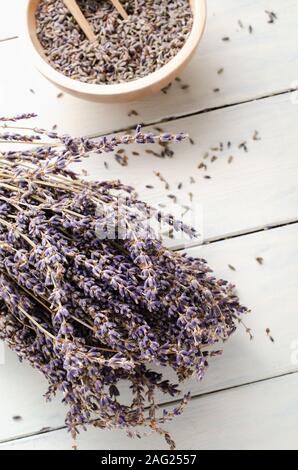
[{"left": 0, "top": 0, "right": 298, "bottom": 450}]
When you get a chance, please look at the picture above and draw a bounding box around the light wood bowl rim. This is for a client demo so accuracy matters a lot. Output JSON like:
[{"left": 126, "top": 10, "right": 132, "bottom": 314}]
[{"left": 22, "top": 0, "right": 207, "bottom": 99}]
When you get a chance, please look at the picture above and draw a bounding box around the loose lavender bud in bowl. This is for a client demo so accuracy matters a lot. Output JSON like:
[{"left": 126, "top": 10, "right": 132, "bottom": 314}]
[{"left": 22, "top": 0, "right": 206, "bottom": 102}]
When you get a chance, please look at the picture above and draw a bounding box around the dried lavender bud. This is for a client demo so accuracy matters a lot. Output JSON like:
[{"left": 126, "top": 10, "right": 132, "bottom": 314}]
[
  {"left": 12, "top": 415, "right": 22, "bottom": 421},
  {"left": 253, "top": 130, "right": 261, "bottom": 141},
  {"left": 266, "top": 328, "right": 275, "bottom": 343},
  {"left": 0, "top": 132, "right": 41, "bottom": 143},
  {"left": 0, "top": 114, "right": 248, "bottom": 449},
  {"left": 162, "top": 83, "right": 172, "bottom": 94},
  {"left": 154, "top": 171, "right": 170, "bottom": 190},
  {"left": 167, "top": 194, "right": 177, "bottom": 203},
  {"left": 0, "top": 113, "right": 37, "bottom": 122},
  {"left": 36, "top": 0, "right": 193, "bottom": 85},
  {"left": 128, "top": 110, "right": 139, "bottom": 117},
  {"left": 265, "top": 11, "right": 278, "bottom": 24},
  {"left": 239, "top": 141, "right": 248, "bottom": 152},
  {"left": 198, "top": 162, "right": 207, "bottom": 170}
]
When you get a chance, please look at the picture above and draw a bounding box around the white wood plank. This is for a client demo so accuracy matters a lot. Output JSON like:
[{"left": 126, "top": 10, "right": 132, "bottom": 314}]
[
  {"left": 0, "top": 1, "right": 298, "bottom": 135},
  {"left": 75, "top": 92, "right": 298, "bottom": 244},
  {"left": 0, "top": 2, "right": 21, "bottom": 41},
  {"left": 1, "top": 372, "right": 298, "bottom": 450},
  {"left": 2, "top": 93, "right": 298, "bottom": 244},
  {"left": 1, "top": 223, "right": 298, "bottom": 442}
]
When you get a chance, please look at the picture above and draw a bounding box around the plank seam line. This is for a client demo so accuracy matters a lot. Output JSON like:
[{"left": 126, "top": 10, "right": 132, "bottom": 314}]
[
  {"left": 189, "top": 369, "right": 298, "bottom": 404},
  {"left": 0, "top": 36, "right": 294, "bottom": 135},
  {"left": 0, "top": 35, "right": 295, "bottom": 134},
  {"left": 85, "top": 87, "right": 296, "bottom": 140},
  {"left": 0, "top": 36, "right": 18, "bottom": 43},
  {"left": 173, "top": 218, "right": 298, "bottom": 252},
  {"left": 1, "top": 369, "right": 298, "bottom": 446}
]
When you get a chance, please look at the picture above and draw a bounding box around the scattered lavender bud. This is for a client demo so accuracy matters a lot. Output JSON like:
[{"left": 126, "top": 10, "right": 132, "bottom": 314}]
[
  {"left": 265, "top": 10, "right": 278, "bottom": 24},
  {"left": 128, "top": 110, "right": 139, "bottom": 117},
  {"left": 266, "top": 328, "right": 275, "bottom": 343},
  {"left": 239, "top": 141, "right": 248, "bottom": 152},
  {"left": 12, "top": 416, "right": 22, "bottom": 421}
]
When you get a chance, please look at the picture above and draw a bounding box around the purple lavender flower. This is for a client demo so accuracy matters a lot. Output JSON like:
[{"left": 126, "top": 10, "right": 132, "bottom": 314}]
[{"left": 0, "top": 113, "right": 249, "bottom": 450}]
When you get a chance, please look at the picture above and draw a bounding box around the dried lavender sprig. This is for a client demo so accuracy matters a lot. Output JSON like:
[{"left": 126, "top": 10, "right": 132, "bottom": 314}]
[
  {"left": 0, "top": 116, "right": 249, "bottom": 449},
  {"left": 0, "top": 113, "right": 37, "bottom": 123},
  {"left": 0, "top": 132, "right": 41, "bottom": 143},
  {"left": 1, "top": 125, "right": 187, "bottom": 176}
]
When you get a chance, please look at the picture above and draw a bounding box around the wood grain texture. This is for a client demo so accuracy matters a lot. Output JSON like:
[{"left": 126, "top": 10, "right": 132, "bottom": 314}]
[
  {"left": 73, "top": 92, "right": 298, "bottom": 246},
  {"left": 0, "top": 1, "right": 297, "bottom": 134},
  {"left": 1, "top": 223, "right": 298, "bottom": 443},
  {"left": 0, "top": 0, "right": 297, "bottom": 452},
  {"left": 2, "top": 91, "right": 298, "bottom": 246},
  {"left": 2, "top": 92, "right": 298, "bottom": 246},
  {"left": 1, "top": 373, "right": 298, "bottom": 449}
]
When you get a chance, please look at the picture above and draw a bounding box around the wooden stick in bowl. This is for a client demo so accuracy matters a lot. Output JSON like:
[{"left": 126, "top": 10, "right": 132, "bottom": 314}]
[
  {"left": 63, "top": 0, "right": 97, "bottom": 43},
  {"left": 110, "top": 0, "right": 129, "bottom": 20}
]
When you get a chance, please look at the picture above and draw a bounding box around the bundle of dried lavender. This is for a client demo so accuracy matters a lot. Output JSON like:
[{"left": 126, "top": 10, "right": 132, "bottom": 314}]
[{"left": 0, "top": 114, "right": 248, "bottom": 448}]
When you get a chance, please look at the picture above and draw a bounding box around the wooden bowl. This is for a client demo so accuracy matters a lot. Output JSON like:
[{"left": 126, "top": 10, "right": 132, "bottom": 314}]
[{"left": 22, "top": 0, "right": 207, "bottom": 103}]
